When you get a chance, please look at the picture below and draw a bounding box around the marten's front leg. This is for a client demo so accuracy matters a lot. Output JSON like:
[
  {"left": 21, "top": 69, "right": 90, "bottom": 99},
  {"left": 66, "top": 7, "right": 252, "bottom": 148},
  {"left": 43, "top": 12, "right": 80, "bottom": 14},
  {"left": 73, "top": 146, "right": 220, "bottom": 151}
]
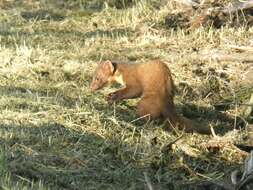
[{"left": 107, "top": 87, "right": 141, "bottom": 104}]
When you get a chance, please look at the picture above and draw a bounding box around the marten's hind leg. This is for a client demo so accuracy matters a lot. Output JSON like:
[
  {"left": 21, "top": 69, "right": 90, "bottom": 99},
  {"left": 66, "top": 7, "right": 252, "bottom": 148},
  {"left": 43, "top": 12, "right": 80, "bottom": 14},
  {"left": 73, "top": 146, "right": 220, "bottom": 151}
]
[
  {"left": 137, "top": 96, "right": 163, "bottom": 120},
  {"left": 162, "top": 103, "right": 194, "bottom": 132},
  {"left": 161, "top": 102, "right": 180, "bottom": 128}
]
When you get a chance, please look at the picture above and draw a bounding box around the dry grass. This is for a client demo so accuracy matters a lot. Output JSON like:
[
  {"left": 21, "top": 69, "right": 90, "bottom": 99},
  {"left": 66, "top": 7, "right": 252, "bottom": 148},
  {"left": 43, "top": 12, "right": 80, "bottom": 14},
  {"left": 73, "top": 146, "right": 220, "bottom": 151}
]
[{"left": 0, "top": 0, "right": 252, "bottom": 189}]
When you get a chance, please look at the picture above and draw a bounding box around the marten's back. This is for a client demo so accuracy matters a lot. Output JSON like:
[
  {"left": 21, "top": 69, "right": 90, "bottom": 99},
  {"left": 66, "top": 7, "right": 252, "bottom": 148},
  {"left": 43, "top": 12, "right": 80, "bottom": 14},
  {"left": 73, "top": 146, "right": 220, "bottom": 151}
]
[
  {"left": 136, "top": 60, "right": 174, "bottom": 97},
  {"left": 111, "top": 59, "right": 174, "bottom": 98}
]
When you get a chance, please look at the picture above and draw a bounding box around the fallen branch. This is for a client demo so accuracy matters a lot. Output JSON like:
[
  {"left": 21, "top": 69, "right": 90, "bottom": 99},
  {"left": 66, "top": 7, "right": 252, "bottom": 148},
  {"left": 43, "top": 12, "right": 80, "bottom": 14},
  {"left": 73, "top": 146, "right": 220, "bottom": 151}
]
[
  {"left": 243, "top": 93, "right": 253, "bottom": 119},
  {"left": 173, "top": 0, "right": 199, "bottom": 8},
  {"left": 228, "top": 45, "right": 253, "bottom": 53},
  {"left": 190, "top": 0, "right": 253, "bottom": 29},
  {"left": 224, "top": 0, "right": 253, "bottom": 14},
  {"left": 199, "top": 52, "right": 253, "bottom": 63},
  {"left": 194, "top": 151, "right": 253, "bottom": 190}
]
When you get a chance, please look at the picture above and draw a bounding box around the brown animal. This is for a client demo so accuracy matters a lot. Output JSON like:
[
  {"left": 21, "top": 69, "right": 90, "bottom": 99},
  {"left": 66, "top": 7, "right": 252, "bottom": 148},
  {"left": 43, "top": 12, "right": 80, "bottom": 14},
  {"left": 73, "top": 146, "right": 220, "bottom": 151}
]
[{"left": 90, "top": 59, "right": 210, "bottom": 134}]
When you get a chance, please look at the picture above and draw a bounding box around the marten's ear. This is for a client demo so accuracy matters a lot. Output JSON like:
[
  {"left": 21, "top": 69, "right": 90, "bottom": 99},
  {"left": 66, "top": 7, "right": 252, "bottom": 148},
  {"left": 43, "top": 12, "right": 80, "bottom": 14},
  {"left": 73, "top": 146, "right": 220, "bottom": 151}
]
[{"left": 103, "top": 60, "right": 115, "bottom": 73}]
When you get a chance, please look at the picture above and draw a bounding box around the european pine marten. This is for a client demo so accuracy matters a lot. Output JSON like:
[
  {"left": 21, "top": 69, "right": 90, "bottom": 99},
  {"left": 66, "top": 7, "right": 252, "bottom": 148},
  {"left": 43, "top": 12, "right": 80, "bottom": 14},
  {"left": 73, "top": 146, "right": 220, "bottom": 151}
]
[{"left": 90, "top": 59, "right": 210, "bottom": 134}]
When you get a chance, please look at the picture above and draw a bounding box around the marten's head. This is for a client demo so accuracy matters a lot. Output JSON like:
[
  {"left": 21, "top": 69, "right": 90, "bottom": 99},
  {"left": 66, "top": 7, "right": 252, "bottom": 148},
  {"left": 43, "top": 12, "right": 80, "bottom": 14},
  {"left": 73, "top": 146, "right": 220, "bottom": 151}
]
[{"left": 90, "top": 60, "right": 117, "bottom": 91}]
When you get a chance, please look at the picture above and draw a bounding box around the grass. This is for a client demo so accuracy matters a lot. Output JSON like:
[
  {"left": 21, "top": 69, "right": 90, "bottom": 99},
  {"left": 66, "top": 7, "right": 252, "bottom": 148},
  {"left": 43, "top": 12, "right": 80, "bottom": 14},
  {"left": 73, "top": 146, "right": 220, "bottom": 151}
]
[{"left": 0, "top": 0, "right": 252, "bottom": 189}]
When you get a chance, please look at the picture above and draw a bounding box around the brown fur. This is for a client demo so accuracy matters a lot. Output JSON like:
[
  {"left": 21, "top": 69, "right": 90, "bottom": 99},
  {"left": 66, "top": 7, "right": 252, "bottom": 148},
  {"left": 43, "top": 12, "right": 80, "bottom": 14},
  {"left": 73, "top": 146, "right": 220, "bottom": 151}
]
[{"left": 90, "top": 59, "right": 210, "bottom": 134}]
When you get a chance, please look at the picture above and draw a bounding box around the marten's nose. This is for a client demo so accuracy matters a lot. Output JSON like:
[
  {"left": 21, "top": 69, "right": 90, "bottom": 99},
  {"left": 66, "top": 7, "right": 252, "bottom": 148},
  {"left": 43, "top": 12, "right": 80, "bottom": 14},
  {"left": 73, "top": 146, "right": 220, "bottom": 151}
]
[
  {"left": 90, "top": 84, "right": 95, "bottom": 91},
  {"left": 90, "top": 86, "right": 95, "bottom": 92},
  {"left": 90, "top": 84, "right": 99, "bottom": 92}
]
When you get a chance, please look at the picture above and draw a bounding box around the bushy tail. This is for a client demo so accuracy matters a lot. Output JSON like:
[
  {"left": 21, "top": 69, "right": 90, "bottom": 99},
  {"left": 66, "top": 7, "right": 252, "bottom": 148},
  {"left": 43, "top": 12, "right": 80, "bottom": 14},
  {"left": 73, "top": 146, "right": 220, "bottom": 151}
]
[
  {"left": 163, "top": 62, "right": 211, "bottom": 134},
  {"left": 163, "top": 101, "right": 211, "bottom": 134}
]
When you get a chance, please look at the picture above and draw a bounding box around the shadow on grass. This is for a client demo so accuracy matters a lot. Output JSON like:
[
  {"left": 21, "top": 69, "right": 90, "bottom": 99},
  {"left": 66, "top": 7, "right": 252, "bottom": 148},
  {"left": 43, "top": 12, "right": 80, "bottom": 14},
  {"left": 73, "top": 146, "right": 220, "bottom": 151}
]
[
  {"left": 0, "top": 84, "right": 246, "bottom": 189},
  {"left": 179, "top": 103, "right": 247, "bottom": 134},
  {"left": 1, "top": 82, "right": 242, "bottom": 135},
  {"left": 0, "top": 0, "right": 104, "bottom": 12},
  {"left": 0, "top": 27, "right": 133, "bottom": 42},
  {"left": 0, "top": 85, "right": 78, "bottom": 109},
  {"left": 0, "top": 85, "right": 151, "bottom": 189},
  {"left": 21, "top": 10, "right": 65, "bottom": 21},
  {"left": 0, "top": 122, "right": 148, "bottom": 189},
  {"left": 0, "top": 121, "right": 243, "bottom": 190},
  {"left": 0, "top": 86, "right": 246, "bottom": 189},
  {"left": 101, "top": 98, "right": 243, "bottom": 135},
  {"left": 1, "top": 0, "right": 136, "bottom": 12}
]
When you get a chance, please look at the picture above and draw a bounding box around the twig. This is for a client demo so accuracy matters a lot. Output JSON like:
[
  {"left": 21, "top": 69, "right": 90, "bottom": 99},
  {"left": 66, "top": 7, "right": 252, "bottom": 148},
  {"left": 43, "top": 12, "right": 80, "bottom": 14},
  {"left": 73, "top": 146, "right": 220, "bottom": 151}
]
[
  {"left": 173, "top": 0, "right": 200, "bottom": 8},
  {"left": 166, "top": 119, "right": 181, "bottom": 136},
  {"left": 235, "top": 150, "right": 253, "bottom": 189},
  {"left": 228, "top": 45, "right": 253, "bottom": 53},
  {"left": 161, "top": 134, "right": 184, "bottom": 153},
  {"left": 210, "top": 125, "right": 217, "bottom": 138},
  {"left": 214, "top": 102, "right": 253, "bottom": 107},
  {"left": 16, "top": 175, "right": 33, "bottom": 184},
  {"left": 201, "top": 52, "right": 253, "bottom": 63},
  {"left": 144, "top": 172, "right": 154, "bottom": 190},
  {"left": 130, "top": 114, "right": 150, "bottom": 123}
]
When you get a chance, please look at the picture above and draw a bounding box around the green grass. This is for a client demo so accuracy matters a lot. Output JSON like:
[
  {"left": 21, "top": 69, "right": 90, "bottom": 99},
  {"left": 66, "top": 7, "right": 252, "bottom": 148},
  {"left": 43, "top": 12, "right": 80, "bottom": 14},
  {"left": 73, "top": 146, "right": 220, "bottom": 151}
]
[{"left": 0, "top": 0, "right": 252, "bottom": 189}]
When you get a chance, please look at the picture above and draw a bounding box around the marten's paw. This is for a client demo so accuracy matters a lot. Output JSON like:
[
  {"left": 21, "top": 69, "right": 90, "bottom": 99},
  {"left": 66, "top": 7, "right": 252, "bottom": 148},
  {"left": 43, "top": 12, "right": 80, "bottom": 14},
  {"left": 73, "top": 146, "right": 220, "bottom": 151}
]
[{"left": 106, "top": 92, "right": 119, "bottom": 104}]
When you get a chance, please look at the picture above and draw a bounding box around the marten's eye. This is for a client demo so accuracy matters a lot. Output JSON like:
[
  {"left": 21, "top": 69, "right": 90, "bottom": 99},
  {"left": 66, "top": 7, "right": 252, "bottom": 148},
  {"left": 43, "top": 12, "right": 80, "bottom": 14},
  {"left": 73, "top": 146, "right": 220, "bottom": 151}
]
[{"left": 95, "top": 77, "right": 99, "bottom": 81}]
